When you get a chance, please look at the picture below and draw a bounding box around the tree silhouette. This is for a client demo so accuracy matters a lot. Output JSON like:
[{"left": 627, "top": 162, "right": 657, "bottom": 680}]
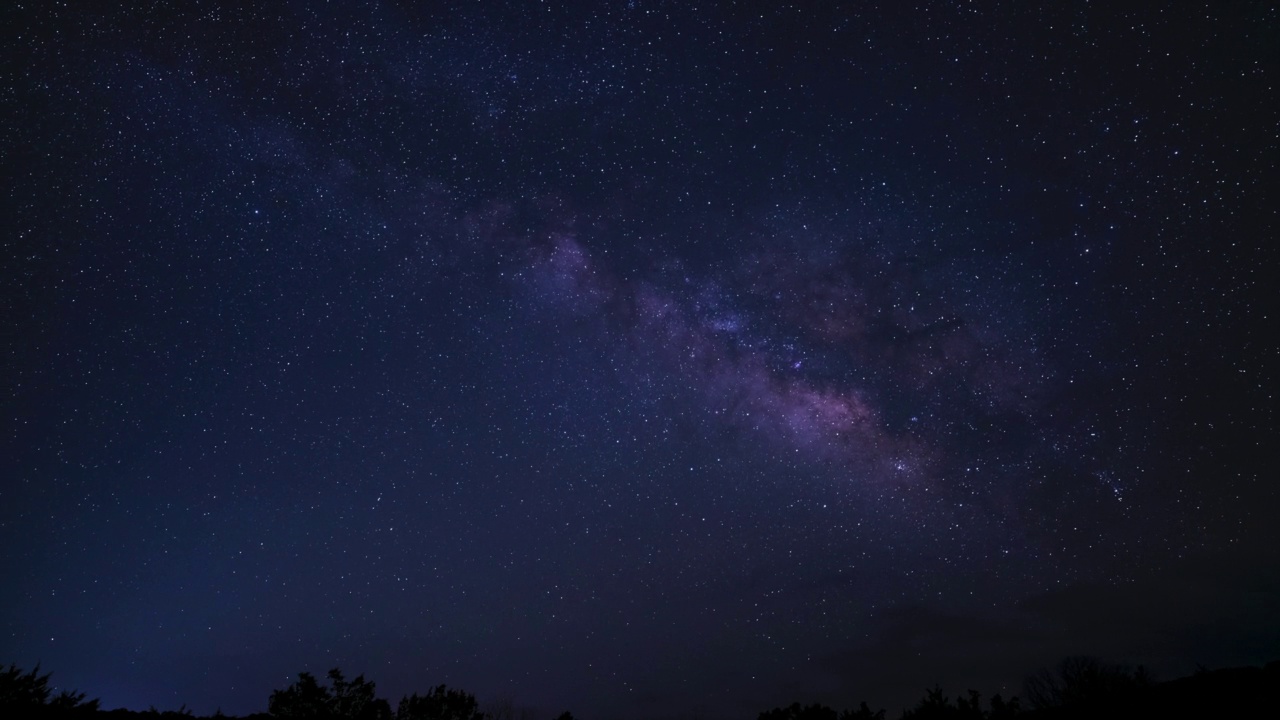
[
  {"left": 331, "top": 670, "right": 392, "bottom": 720},
  {"left": 955, "top": 690, "right": 986, "bottom": 719},
  {"left": 269, "top": 668, "right": 391, "bottom": 720},
  {"left": 898, "top": 686, "right": 963, "bottom": 719},
  {"left": 268, "top": 671, "right": 331, "bottom": 718},
  {"left": 758, "top": 702, "right": 838, "bottom": 720},
  {"left": 396, "top": 684, "right": 485, "bottom": 720},
  {"left": 901, "top": 687, "right": 1025, "bottom": 719},
  {"left": 1024, "top": 655, "right": 1150, "bottom": 712},
  {"left": 485, "top": 696, "right": 515, "bottom": 720},
  {"left": 840, "top": 702, "right": 885, "bottom": 720},
  {"left": 758, "top": 701, "right": 887, "bottom": 720},
  {"left": 142, "top": 704, "right": 197, "bottom": 717},
  {"left": 986, "top": 694, "right": 1020, "bottom": 719},
  {"left": 0, "top": 663, "right": 100, "bottom": 715}
]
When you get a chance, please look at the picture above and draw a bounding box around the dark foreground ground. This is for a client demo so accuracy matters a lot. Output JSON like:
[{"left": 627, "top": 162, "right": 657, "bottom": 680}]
[{"left": 5, "top": 657, "right": 1278, "bottom": 720}]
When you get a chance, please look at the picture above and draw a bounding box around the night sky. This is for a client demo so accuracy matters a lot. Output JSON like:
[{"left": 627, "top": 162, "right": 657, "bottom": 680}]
[{"left": 4, "top": 1, "right": 1278, "bottom": 717}]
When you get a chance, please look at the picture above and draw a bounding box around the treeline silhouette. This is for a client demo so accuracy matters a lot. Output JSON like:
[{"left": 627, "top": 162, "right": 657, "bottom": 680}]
[{"left": 3, "top": 657, "right": 1277, "bottom": 719}]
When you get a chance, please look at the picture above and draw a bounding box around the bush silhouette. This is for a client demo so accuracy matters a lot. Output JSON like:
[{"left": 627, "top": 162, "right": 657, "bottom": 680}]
[
  {"left": 397, "top": 684, "right": 485, "bottom": 720},
  {"left": 842, "top": 702, "right": 885, "bottom": 720},
  {"left": 1023, "top": 655, "right": 1150, "bottom": 712},
  {"left": 758, "top": 701, "right": 884, "bottom": 720},
  {"left": 0, "top": 663, "right": 99, "bottom": 716},
  {"left": 758, "top": 702, "right": 838, "bottom": 720},
  {"left": 268, "top": 668, "right": 391, "bottom": 720}
]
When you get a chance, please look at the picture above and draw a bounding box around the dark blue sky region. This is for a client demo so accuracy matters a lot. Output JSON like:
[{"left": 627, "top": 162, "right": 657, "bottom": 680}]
[{"left": 4, "top": 2, "right": 1277, "bottom": 717}]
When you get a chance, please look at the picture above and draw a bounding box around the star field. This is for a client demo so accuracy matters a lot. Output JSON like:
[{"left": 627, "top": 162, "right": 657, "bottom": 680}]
[{"left": 3, "top": 2, "right": 1277, "bottom": 717}]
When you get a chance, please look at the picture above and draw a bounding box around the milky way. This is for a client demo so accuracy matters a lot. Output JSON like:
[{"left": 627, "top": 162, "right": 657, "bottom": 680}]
[{"left": 468, "top": 195, "right": 1053, "bottom": 520}]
